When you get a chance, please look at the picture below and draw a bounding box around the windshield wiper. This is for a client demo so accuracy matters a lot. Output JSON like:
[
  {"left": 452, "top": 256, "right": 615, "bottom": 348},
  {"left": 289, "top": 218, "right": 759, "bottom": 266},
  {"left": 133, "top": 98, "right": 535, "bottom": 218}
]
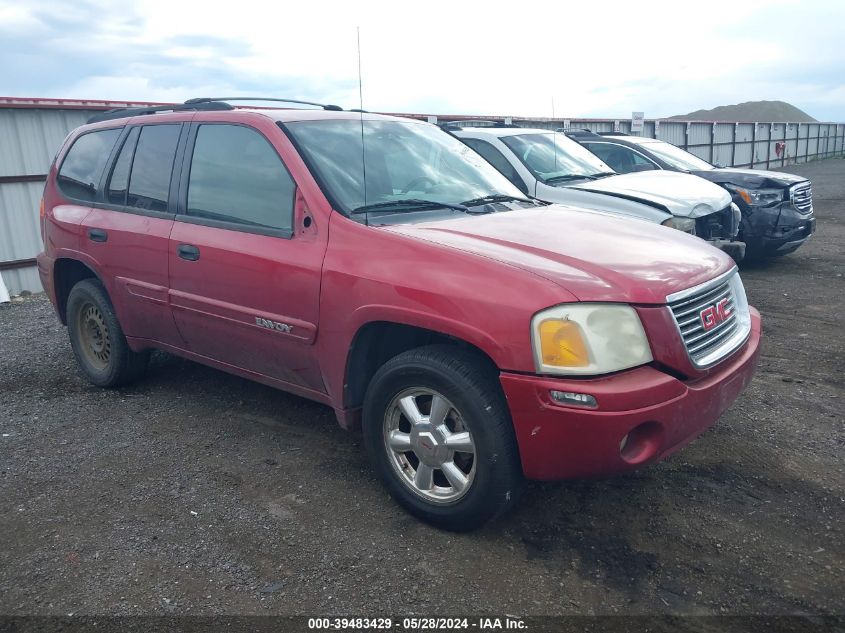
[
  {"left": 460, "top": 194, "right": 534, "bottom": 207},
  {"left": 351, "top": 198, "right": 468, "bottom": 214},
  {"left": 590, "top": 172, "right": 616, "bottom": 178},
  {"left": 544, "top": 174, "right": 597, "bottom": 184}
]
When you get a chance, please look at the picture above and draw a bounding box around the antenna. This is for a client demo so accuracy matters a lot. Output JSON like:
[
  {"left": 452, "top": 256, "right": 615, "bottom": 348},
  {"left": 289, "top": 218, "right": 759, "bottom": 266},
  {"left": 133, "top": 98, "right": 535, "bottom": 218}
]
[
  {"left": 551, "top": 95, "right": 558, "bottom": 172},
  {"left": 357, "top": 26, "right": 368, "bottom": 217}
]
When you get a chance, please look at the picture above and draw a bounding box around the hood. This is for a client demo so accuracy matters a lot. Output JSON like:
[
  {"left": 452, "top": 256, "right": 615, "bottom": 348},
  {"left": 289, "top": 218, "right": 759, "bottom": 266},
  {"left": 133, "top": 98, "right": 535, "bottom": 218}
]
[
  {"left": 383, "top": 205, "right": 734, "bottom": 304},
  {"left": 692, "top": 167, "right": 807, "bottom": 190},
  {"left": 569, "top": 170, "right": 732, "bottom": 218}
]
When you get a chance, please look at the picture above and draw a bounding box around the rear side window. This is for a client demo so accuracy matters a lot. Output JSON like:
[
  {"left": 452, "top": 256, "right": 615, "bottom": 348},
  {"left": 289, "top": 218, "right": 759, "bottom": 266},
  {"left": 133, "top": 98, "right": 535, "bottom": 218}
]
[
  {"left": 57, "top": 128, "right": 121, "bottom": 202},
  {"left": 586, "top": 143, "right": 656, "bottom": 174},
  {"left": 186, "top": 124, "right": 295, "bottom": 232},
  {"left": 107, "top": 127, "right": 140, "bottom": 205},
  {"left": 126, "top": 125, "right": 181, "bottom": 212}
]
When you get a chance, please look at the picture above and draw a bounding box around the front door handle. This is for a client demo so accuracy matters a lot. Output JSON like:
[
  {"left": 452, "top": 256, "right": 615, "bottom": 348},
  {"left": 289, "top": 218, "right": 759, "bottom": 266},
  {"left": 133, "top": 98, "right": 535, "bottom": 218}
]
[
  {"left": 88, "top": 228, "right": 108, "bottom": 243},
  {"left": 177, "top": 244, "right": 200, "bottom": 261}
]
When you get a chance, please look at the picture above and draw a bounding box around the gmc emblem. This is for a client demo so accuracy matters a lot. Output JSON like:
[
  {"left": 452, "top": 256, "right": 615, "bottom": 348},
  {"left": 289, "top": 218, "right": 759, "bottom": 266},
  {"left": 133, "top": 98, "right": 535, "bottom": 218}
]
[{"left": 700, "top": 298, "right": 732, "bottom": 331}]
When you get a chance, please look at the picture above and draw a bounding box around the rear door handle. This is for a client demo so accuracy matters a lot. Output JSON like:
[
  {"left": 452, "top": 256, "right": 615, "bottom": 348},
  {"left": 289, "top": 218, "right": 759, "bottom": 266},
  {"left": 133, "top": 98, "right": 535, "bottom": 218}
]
[
  {"left": 177, "top": 244, "right": 200, "bottom": 261},
  {"left": 88, "top": 228, "right": 108, "bottom": 243}
]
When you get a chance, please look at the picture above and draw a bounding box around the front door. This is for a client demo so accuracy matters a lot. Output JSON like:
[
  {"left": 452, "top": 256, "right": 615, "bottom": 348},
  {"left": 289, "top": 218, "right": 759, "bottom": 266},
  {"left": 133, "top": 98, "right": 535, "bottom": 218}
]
[{"left": 168, "top": 121, "right": 327, "bottom": 392}]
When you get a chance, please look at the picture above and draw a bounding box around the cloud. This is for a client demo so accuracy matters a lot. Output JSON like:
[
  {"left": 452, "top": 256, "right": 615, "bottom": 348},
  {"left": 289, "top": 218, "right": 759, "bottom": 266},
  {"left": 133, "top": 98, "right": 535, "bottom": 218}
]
[{"left": 0, "top": 0, "right": 843, "bottom": 120}]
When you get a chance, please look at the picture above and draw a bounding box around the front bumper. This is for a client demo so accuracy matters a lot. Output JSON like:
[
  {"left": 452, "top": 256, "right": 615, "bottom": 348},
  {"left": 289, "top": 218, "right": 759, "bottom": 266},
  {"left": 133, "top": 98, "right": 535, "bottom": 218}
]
[
  {"left": 697, "top": 203, "right": 744, "bottom": 260},
  {"left": 762, "top": 215, "right": 816, "bottom": 255},
  {"left": 740, "top": 201, "right": 815, "bottom": 257},
  {"left": 500, "top": 308, "right": 761, "bottom": 481},
  {"left": 710, "top": 239, "right": 746, "bottom": 262}
]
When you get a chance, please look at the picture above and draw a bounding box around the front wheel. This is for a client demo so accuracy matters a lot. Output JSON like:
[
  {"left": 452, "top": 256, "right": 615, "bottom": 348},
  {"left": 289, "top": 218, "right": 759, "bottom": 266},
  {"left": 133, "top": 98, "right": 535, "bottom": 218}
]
[{"left": 362, "top": 345, "right": 523, "bottom": 531}]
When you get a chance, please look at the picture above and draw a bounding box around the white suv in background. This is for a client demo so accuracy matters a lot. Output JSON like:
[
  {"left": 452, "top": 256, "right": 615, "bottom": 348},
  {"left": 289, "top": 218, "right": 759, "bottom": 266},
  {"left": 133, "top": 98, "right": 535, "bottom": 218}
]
[{"left": 448, "top": 123, "right": 744, "bottom": 260}]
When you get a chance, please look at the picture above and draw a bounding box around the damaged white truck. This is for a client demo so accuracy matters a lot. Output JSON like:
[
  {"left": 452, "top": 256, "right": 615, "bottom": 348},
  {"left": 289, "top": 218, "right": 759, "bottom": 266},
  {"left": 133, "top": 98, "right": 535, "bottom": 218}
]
[{"left": 449, "top": 123, "right": 745, "bottom": 261}]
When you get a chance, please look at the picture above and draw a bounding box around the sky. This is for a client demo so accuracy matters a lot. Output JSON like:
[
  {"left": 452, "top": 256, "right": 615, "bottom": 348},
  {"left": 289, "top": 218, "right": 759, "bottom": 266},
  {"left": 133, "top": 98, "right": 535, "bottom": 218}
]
[{"left": 1, "top": 0, "right": 843, "bottom": 121}]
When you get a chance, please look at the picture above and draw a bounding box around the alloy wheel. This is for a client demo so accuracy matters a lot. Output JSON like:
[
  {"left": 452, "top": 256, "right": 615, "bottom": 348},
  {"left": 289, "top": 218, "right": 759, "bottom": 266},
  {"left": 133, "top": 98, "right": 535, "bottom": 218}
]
[{"left": 383, "top": 388, "right": 476, "bottom": 504}]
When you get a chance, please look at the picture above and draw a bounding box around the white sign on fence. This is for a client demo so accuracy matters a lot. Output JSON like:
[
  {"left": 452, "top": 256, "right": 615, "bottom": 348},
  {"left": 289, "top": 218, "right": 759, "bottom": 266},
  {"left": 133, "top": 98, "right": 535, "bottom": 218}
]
[{"left": 631, "top": 112, "right": 645, "bottom": 133}]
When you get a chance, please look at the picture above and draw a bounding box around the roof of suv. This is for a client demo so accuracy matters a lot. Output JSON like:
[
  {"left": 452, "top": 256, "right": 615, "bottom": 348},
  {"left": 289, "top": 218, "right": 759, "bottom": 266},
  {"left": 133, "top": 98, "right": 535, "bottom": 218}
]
[
  {"left": 574, "top": 133, "right": 661, "bottom": 147},
  {"left": 452, "top": 126, "right": 556, "bottom": 138},
  {"left": 86, "top": 103, "right": 412, "bottom": 127},
  {"left": 608, "top": 135, "right": 663, "bottom": 146},
  {"left": 252, "top": 109, "right": 409, "bottom": 123},
  {"left": 103, "top": 108, "right": 408, "bottom": 125}
]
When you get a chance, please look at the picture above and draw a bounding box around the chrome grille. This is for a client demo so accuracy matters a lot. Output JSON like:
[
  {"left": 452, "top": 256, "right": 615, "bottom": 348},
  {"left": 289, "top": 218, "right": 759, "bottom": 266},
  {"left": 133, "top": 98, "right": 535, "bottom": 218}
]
[
  {"left": 790, "top": 182, "right": 813, "bottom": 214},
  {"left": 667, "top": 270, "right": 748, "bottom": 368}
]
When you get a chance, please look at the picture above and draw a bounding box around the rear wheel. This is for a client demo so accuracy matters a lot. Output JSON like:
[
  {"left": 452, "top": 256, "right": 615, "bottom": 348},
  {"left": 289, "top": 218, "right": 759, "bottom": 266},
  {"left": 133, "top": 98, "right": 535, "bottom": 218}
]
[
  {"left": 363, "top": 345, "right": 523, "bottom": 531},
  {"left": 66, "top": 279, "right": 149, "bottom": 387}
]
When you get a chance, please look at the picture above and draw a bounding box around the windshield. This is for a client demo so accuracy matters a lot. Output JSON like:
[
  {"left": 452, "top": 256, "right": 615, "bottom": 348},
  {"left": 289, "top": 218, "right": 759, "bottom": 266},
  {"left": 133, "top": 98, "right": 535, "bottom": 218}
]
[
  {"left": 633, "top": 139, "right": 714, "bottom": 171},
  {"left": 285, "top": 119, "right": 524, "bottom": 214},
  {"left": 500, "top": 132, "right": 614, "bottom": 183}
]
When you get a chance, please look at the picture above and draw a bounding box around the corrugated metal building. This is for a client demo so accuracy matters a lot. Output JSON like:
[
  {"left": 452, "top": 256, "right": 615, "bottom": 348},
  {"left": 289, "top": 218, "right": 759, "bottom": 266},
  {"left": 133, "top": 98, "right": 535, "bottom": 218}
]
[
  {"left": 1, "top": 97, "right": 843, "bottom": 295},
  {"left": 0, "top": 98, "right": 163, "bottom": 295}
]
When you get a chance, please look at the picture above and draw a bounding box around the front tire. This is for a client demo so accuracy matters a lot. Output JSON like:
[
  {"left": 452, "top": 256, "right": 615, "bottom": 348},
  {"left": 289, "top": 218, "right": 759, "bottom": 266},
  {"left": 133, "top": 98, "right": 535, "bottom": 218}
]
[
  {"left": 66, "top": 279, "right": 149, "bottom": 388},
  {"left": 362, "top": 345, "right": 523, "bottom": 531}
]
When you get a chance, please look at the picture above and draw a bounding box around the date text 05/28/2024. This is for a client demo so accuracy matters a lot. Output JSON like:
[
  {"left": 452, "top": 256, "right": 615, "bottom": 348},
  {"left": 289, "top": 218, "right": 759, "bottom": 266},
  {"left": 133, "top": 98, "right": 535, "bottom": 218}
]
[{"left": 307, "top": 617, "right": 527, "bottom": 630}]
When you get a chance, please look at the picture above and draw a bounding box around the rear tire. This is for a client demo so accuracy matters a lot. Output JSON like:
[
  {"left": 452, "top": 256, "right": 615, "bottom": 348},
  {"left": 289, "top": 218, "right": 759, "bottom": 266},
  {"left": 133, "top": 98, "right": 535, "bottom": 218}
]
[
  {"left": 66, "top": 279, "right": 149, "bottom": 388},
  {"left": 362, "top": 345, "right": 524, "bottom": 531}
]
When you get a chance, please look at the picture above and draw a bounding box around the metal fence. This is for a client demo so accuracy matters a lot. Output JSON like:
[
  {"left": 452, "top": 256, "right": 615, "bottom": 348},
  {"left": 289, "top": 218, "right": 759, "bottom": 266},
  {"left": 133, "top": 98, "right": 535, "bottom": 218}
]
[
  {"left": 0, "top": 99, "right": 155, "bottom": 295},
  {"left": 1, "top": 97, "right": 844, "bottom": 295},
  {"left": 420, "top": 115, "right": 845, "bottom": 170}
]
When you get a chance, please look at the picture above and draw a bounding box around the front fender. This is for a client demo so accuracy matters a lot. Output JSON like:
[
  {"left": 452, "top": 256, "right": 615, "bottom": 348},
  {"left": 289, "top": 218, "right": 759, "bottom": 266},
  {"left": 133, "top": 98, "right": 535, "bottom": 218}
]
[{"left": 347, "top": 304, "right": 508, "bottom": 365}]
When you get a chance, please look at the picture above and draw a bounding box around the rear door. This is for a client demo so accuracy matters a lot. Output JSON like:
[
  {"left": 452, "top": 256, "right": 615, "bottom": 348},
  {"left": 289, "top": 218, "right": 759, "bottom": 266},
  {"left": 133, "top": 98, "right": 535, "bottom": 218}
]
[
  {"left": 53, "top": 127, "right": 123, "bottom": 254},
  {"left": 168, "top": 117, "right": 327, "bottom": 393},
  {"left": 80, "top": 121, "right": 187, "bottom": 347}
]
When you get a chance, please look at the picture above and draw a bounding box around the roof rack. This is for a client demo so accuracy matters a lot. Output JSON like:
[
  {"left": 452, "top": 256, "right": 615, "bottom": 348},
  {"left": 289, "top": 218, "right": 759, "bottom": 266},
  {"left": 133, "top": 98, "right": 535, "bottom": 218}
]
[
  {"left": 562, "top": 128, "right": 601, "bottom": 137},
  {"left": 439, "top": 120, "right": 520, "bottom": 130},
  {"left": 184, "top": 97, "right": 343, "bottom": 111},
  {"left": 87, "top": 101, "right": 233, "bottom": 124},
  {"left": 86, "top": 96, "right": 344, "bottom": 124}
]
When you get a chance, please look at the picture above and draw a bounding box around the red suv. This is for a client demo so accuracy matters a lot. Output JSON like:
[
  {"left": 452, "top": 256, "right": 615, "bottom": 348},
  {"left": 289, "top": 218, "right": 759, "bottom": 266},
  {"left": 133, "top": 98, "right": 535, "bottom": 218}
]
[{"left": 38, "top": 98, "right": 761, "bottom": 530}]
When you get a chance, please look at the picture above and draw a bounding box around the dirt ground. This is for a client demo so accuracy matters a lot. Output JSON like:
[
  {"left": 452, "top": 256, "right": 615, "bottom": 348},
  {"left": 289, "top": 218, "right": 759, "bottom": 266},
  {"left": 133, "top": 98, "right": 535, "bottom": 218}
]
[{"left": 1, "top": 159, "right": 842, "bottom": 619}]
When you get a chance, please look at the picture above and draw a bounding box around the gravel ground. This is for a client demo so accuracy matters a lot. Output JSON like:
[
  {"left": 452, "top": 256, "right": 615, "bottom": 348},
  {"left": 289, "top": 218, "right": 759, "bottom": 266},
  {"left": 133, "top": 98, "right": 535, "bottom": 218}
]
[{"left": 0, "top": 159, "right": 842, "bottom": 618}]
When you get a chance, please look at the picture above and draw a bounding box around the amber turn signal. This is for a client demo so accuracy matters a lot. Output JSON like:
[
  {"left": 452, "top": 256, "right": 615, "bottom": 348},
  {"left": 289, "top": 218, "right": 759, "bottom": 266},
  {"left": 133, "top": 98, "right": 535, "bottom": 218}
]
[{"left": 538, "top": 318, "right": 590, "bottom": 367}]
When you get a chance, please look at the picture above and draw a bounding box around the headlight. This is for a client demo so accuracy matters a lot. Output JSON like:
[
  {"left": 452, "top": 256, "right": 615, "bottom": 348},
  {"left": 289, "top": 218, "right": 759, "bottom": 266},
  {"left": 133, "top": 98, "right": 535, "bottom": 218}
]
[
  {"left": 730, "top": 202, "right": 741, "bottom": 237},
  {"left": 725, "top": 184, "right": 783, "bottom": 207},
  {"left": 661, "top": 216, "right": 696, "bottom": 234},
  {"left": 530, "top": 304, "right": 653, "bottom": 376}
]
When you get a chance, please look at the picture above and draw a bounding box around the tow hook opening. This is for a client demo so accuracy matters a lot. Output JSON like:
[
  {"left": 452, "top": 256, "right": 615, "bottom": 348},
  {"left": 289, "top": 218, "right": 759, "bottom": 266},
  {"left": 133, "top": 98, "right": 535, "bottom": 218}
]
[{"left": 619, "top": 421, "right": 664, "bottom": 465}]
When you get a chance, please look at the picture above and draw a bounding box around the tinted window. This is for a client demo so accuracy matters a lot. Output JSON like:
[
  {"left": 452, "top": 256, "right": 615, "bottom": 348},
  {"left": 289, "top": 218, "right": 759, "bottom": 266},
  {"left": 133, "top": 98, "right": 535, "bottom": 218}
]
[
  {"left": 187, "top": 124, "right": 295, "bottom": 231},
  {"left": 462, "top": 138, "right": 526, "bottom": 193},
  {"left": 629, "top": 139, "right": 714, "bottom": 171},
  {"left": 586, "top": 143, "right": 656, "bottom": 174},
  {"left": 127, "top": 125, "right": 181, "bottom": 212},
  {"left": 107, "top": 127, "right": 140, "bottom": 205},
  {"left": 57, "top": 128, "right": 121, "bottom": 202}
]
